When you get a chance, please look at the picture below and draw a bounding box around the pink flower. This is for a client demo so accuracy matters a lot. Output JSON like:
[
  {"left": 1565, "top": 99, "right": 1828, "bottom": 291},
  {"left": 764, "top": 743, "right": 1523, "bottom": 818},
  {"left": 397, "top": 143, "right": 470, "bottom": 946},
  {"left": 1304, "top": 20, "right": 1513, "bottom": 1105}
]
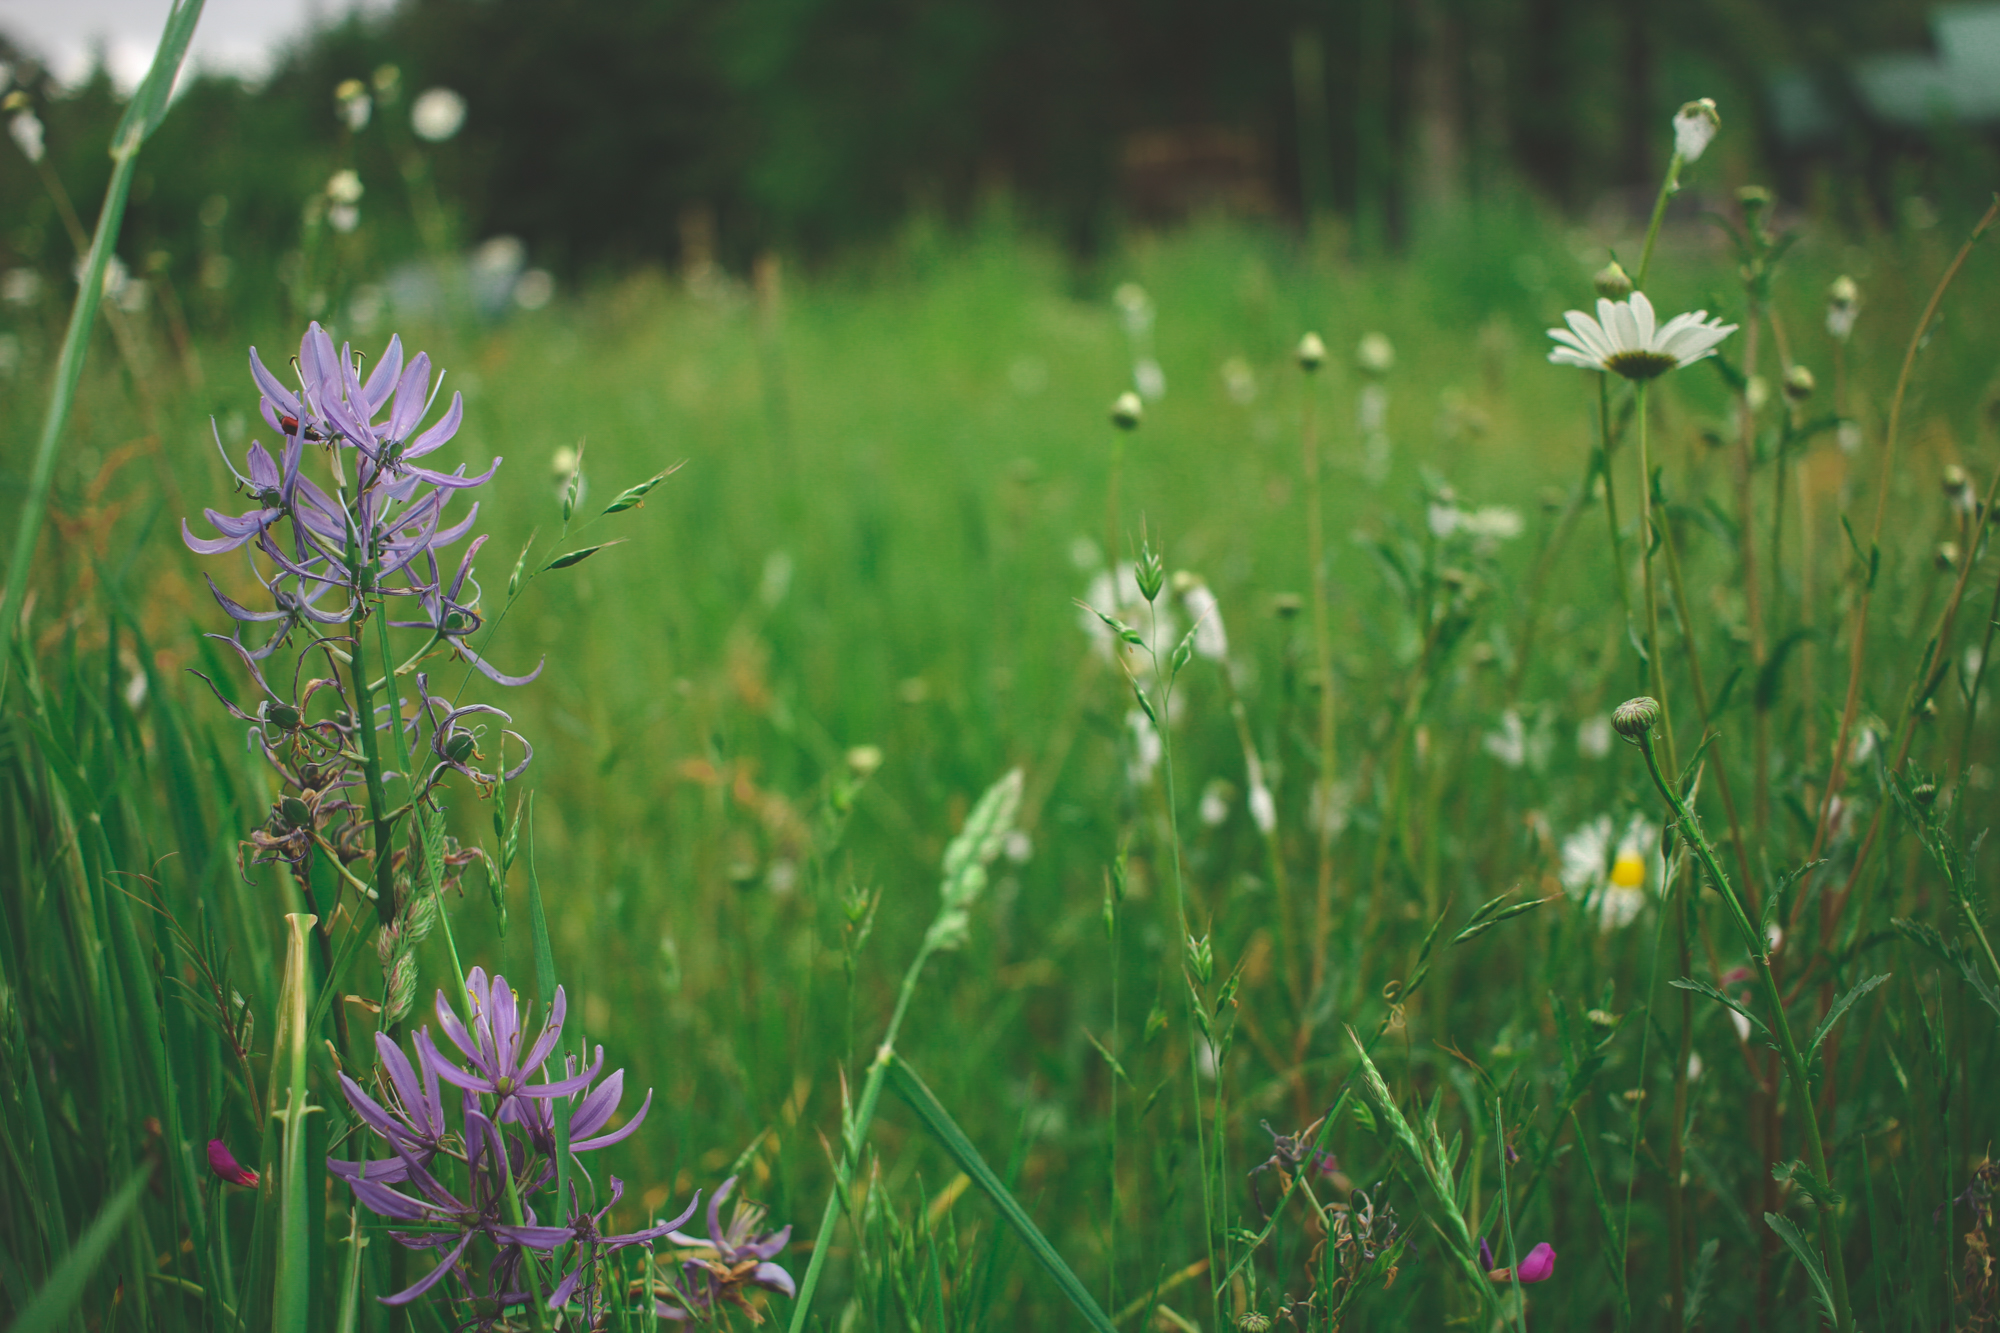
[
  {"left": 1517, "top": 1242, "right": 1557, "bottom": 1283},
  {"left": 207, "top": 1139, "right": 259, "bottom": 1188}
]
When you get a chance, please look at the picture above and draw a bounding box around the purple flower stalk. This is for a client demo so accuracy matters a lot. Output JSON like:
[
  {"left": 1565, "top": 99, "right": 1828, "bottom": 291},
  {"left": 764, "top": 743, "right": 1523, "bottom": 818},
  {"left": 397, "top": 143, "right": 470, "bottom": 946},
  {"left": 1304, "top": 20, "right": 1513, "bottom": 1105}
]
[{"left": 656, "top": 1175, "right": 796, "bottom": 1322}]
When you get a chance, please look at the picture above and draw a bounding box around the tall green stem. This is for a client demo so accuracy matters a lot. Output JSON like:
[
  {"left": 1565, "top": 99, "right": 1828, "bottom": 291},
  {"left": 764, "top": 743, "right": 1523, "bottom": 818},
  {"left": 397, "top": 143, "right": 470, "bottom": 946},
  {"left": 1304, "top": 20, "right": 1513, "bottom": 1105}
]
[
  {"left": 1631, "top": 724, "right": 1856, "bottom": 1333},
  {"left": 347, "top": 582, "right": 400, "bottom": 927},
  {"left": 1635, "top": 151, "right": 1684, "bottom": 291}
]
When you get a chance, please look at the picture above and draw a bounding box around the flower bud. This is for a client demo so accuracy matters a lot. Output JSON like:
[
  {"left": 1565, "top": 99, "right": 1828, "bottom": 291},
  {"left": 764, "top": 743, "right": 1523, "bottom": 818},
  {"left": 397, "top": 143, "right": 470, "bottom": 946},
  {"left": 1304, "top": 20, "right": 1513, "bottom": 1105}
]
[
  {"left": 1296, "top": 331, "right": 1326, "bottom": 372},
  {"left": 1673, "top": 98, "right": 1720, "bottom": 164},
  {"left": 1914, "top": 781, "right": 1938, "bottom": 806},
  {"left": 1612, "top": 697, "right": 1660, "bottom": 740},
  {"left": 1110, "top": 391, "right": 1143, "bottom": 430},
  {"left": 1826, "top": 275, "right": 1860, "bottom": 342},
  {"left": 1356, "top": 332, "right": 1395, "bottom": 377},
  {"left": 1943, "top": 463, "right": 1972, "bottom": 504},
  {"left": 207, "top": 1139, "right": 260, "bottom": 1188},
  {"left": 1783, "top": 365, "right": 1816, "bottom": 402},
  {"left": 1239, "top": 1316, "right": 1273, "bottom": 1333},
  {"left": 1593, "top": 260, "right": 1634, "bottom": 300},
  {"left": 1936, "top": 541, "right": 1961, "bottom": 571},
  {"left": 845, "top": 744, "right": 884, "bottom": 778},
  {"left": 1186, "top": 933, "right": 1214, "bottom": 987}
]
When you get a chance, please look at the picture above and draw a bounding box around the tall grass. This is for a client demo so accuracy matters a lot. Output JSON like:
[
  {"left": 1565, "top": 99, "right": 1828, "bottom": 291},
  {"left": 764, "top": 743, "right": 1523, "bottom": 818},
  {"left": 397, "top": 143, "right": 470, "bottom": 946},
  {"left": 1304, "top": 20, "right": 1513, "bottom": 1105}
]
[{"left": 2, "top": 72, "right": 1999, "bottom": 1329}]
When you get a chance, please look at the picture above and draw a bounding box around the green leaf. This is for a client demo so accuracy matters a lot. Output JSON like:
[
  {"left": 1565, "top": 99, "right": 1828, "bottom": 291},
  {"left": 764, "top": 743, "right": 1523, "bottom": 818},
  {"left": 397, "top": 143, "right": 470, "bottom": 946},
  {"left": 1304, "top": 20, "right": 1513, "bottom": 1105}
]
[
  {"left": 1807, "top": 973, "right": 1890, "bottom": 1060},
  {"left": 545, "top": 540, "right": 626, "bottom": 571},
  {"left": 1669, "top": 977, "right": 1768, "bottom": 1039},
  {"left": 885, "top": 1056, "right": 1116, "bottom": 1333},
  {"left": 524, "top": 797, "right": 574, "bottom": 1230},
  {"left": 1764, "top": 1212, "right": 1839, "bottom": 1328},
  {"left": 6, "top": 1166, "right": 153, "bottom": 1333},
  {"left": 602, "top": 463, "right": 684, "bottom": 514}
]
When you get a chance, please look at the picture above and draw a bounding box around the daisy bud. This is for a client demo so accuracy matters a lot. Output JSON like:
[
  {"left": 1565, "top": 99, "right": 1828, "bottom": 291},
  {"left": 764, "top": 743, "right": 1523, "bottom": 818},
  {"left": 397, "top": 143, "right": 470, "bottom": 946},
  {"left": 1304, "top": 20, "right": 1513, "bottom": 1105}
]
[
  {"left": 1239, "top": 1316, "right": 1273, "bottom": 1333},
  {"left": 1592, "top": 260, "right": 1634, "bottom": 300},
  {"left": 1110, "top": 391, "right": 1143, "bottom": 430},
  {"left": 1612, "top": 697, "right": 1659, "bottom": 740},
  {"left": 1914, "top": 782, "right": 1938, "bottom": 806},
  {"left": 1296, "top": 331, "right": 1326, "bottom": 372},
  {"left": 1826, "top": 275, "right": 1859, "bottom": 343},
  {"left": 1943, "top": 463, "right": 1972, "bottom": 508},
  {"left": 1356, "top": 332, "right": 1395, "bottom": 377},
  {"left": 1783, "top": 365, "right": 1816, "bottom": 402},
  {"left": 1936, "top": 541, "right": 1960, "bottom": 571},
  {"left": 1672, "top": 98, "right": 1720, "bottom": 164}
]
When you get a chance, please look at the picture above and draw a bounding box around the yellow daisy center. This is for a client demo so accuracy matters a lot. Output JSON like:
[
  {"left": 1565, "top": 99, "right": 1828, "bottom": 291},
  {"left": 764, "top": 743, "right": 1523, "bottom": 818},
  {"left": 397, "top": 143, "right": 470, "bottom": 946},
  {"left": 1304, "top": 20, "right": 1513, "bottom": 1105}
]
[{"left": 1610, "top": 850, "right": 1647, "bottom": 889}]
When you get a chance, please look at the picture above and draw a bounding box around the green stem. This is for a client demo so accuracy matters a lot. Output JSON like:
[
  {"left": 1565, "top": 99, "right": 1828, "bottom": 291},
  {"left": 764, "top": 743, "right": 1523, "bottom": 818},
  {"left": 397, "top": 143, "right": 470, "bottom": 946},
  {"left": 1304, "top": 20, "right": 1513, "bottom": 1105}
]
[
  {"left": 346, "top": 583, "right": 401, "bottom": 927},
  {"left": 1635, "top": 151, "right": 1684, "bottom": 291},
  {"left": 1632, "top": 726, "right": 1856, "bottom": 1333},
  {"left": 787, "top": 936, "right": 942, "bottom": 1333}
]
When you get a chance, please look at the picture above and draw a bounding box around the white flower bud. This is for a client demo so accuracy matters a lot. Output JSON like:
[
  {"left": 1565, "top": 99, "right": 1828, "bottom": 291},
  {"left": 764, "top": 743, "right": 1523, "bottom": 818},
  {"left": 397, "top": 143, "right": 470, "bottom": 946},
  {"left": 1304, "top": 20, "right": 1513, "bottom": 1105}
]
[{"left": 1673, "top": 98, "right": 1720, "bottom": 164}]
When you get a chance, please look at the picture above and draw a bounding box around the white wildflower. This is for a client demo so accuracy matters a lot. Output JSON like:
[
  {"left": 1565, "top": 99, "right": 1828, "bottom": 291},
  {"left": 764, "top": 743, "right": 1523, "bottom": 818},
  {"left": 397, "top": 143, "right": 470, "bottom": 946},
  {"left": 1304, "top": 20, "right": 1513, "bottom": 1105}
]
[
  {"left": 1548, "top": 291, "right": 1736, "bottom": 381},
  {"left": 1577, "top": 714, "right": 1613, "bottom": 759},
  {"left": 1134, "top": 356, "right": 1166, "bottom": 401},
  {"left": 326, "top": 170, "right": 364, "bottom": 205},
  {"left": 1356, "top": 332, "right": 1395, "bottom": 375},
  {"left": 1177, "top": 576, "right": 1228, "bottom": 661},
  {"left": 1484, "top": 710, "right": 1528, "bottom": 769},
  {"left": 1002, "top": 830, "right": 1034, "bottom": 865},
  {"left": 410, "top": 87, "right": 466, "bottom": 142},
  {"left": 1559, "top": 815, "right": 1659, "bottom": 931},
  {"left": 1457, "top": 506, "right": 1524, "bottom": 541},
  {"left": 1127, "top": 709, "right": 1163, "bottom": 787},
  {"left": 513, "top": 268, "right": 555, "bottom": 310},
  {"left": 1248, "top": 780, "right": 1276, "bottom": 835},
  {"left": 1199, "top": 779, "right": 1233, "bottom": 827},
  {"left": 9, "top": 110, "right": 43, "bottom": 164},
  {"left": 1826, "top": 276, "right": 1859, "bottom": 342}
]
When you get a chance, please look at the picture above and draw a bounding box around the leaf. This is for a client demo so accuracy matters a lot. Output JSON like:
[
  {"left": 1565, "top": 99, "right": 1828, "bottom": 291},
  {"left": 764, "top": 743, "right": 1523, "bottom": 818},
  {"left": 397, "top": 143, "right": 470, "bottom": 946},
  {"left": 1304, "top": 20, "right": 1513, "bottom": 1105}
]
[
  {"left": 886, "top": 1056, "right": 1117, "bottom": 1333},
  {"left": 602, "top": 462, "right": 684, "bottom": 514},
  {"left": 1669, "top": 977, "right": 1768, "bottom": 1039},
  {"left": 1807, "top": 973, "right": 1890, "bottom": 1060},
  {"left": 7, "top": 1166, "right": 153, "bottom": 1333},
  {"left": 1772, "top": 1159, "right": 1842, "bottom": 1211},
  {"left": 1764, "top": 1212, "right": 1839, "bottom": 1328},
  {"left": 1451, "top": 890, "right": 1553, "bottom": 946},
  {"left": 545, "top": 540, "right": 625, "bottom": 571}
]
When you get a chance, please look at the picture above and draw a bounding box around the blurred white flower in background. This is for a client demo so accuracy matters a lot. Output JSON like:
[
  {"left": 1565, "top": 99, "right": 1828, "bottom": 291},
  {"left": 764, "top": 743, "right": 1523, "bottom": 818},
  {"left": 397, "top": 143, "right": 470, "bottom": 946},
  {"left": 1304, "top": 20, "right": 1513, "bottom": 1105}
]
[
  {"left": 3, "top": 268, "right": 42, "bottom": 305},
  {"left": 411, "top": 87, "right": 466, "bottom": 142},
  {"left": 1199, "top": 778, "right": 1233, "bottom": 827},
  {"left": 1126, "top": 709, "right": 1163, "bottom": 787},
  {"left": 335, "top": 78, "right": 372, "bottom": 132},
  {"left": 1576, "top": 714, "right": 1613, "bottom": 759},
  {"left": 9, "top": 108, "right": 44, "bottom": 164},
  {"left": 1221, "top": 356, "right": 1256, "bottom": 405},
  {"left": 514, "top": 268, "right": 555, "bottom": 310},
  {"left": 1559, "top": 815, "right": 1660, "bottom": 931}
]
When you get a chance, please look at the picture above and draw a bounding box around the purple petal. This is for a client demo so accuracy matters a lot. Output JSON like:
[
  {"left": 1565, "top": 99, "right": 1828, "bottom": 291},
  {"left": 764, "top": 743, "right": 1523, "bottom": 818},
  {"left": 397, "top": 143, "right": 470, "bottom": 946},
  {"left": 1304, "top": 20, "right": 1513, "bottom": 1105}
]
[
  {"left": 572, "top": 1087, "right": 652, "bottom": 1153},
  {"left": 458, "top": 642, "right": 545, "bottom": 688},
  {"left": 743, "top": 1224, "right": 792, "bottom": 1262},
  {"left": 517, "top": 986, "right": 566, "bottom": 1075},
  {"left": 751, "top": 1261, "right": 796, "bottom": 1297},
  {"left": 389, "top": 353, "right": 433, "bottom": 441},
  {"left": 402, "top": 457, "right": 501, "bottom": 491},
  {"left": 248, "top": 346, "right": 301, "bottom": 418},
  {"left": 403, "top": 391, "right": 463, "bottom": 459},
  {"left": 349, "top": 1174, "right": 434, "bottom": 1224},
  {"left": 328, "top": 1155, "right": 413, "bottom": 1185},
  {"left": 706, "top": 1179, "right": 735, "bottom": 1250},
  {"left": 380, "top": 1229, "right": 476, "bottom": 1306},
  {"left": 362, "top": 335, "right": 405, "bottom": 414},
  {"left": 202, "top": 574, "right": 289, "bottom": 623}
]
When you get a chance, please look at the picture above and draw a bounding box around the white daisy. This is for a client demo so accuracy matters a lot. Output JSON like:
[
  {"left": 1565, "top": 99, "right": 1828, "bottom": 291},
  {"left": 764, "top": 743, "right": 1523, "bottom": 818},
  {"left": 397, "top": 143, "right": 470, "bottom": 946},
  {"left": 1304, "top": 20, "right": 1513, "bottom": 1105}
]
[
  {"left": 1558, "top": 815, "right": 1660, "bottom": 932},
  {"left": 1547, "top": 291, "right": 1737, "bottom": 381}
]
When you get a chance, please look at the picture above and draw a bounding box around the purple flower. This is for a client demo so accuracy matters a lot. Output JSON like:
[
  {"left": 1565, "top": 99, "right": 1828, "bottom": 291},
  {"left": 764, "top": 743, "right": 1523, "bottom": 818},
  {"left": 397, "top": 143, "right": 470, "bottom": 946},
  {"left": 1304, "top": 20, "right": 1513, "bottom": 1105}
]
[
  {"left": 657, "top": 1176, "right": 795, "bottom": 1322},
  {"left": 425, "top": 968, "right": 604, "bottom": 1125},
  {"left": 495, "top": 1176, "right": 700, "bottom": 1320},
  {"left": 207, "top": 1139, "right": 259, "bottom": 1188},
  {"left": 1482, "top": 1237, "right": 1557, "bottom": 1285}
]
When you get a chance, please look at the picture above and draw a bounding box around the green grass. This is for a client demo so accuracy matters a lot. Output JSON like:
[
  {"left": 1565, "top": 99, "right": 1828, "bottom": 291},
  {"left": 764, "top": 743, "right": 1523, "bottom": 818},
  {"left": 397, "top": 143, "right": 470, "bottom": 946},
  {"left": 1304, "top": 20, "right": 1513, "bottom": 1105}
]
[{"left": 3, "top": 180, "right": 2000, "bottom": 1331}]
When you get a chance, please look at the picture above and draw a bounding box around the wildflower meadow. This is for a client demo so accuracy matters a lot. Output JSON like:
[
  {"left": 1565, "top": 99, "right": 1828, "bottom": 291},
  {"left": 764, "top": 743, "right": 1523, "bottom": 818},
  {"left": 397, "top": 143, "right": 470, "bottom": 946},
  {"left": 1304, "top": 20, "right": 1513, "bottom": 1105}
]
[{"left": 3, "top": 4, "right": 2000, "bottom": 1330}]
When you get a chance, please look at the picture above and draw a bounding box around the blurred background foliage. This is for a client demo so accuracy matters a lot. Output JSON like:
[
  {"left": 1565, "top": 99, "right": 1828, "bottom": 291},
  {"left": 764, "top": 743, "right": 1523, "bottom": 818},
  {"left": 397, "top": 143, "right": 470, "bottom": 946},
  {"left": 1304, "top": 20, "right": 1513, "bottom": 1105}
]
[{"left": 0, "top": 0, "right": 1985, "bottom": 300}]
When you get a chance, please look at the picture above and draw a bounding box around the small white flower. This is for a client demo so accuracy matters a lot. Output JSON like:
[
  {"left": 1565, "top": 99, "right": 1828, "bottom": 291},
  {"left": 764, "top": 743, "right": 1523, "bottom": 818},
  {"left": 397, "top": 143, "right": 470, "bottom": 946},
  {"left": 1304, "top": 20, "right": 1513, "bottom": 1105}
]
[
  {"left": 1559, "top": 815, "right": 1659, "bottom": 932},
  {"left": 1484, "top": 710, "right": 1528, "bottom": 769},
  {"left": 1686, "top": 1052, "right": 1705, "bottom": 1081},
  {"left": 1672, "top": 98, "right": 1720, "bottom": 164},
  {"left": 335, "top": 78, "right": 372, "bottom": 132},
  {"left": 1428, "top": 503, "right": 1460, "bottom": 539},
  {"left": 1126, "top": 709, "right": 1163, "bottom": 787},
  {"left": 328, "top": 203, "right": 360, "bottom": 234},
  {"left": 410, "top": 87, "right": 466, "bottom": 142},
  {"left": 1114, "top": 282, "right": 1153, "bottom": 335},
  {"left": 1198, "top": 779, "right": 1232, "bottom": 827},
  {"left": 1356, "top": 332, "right": 1395, "bottom": 375},
  {"left": 1002, "top": 830, "right": 1034, "bottom": 865},
  {"left": 1457, "top": 506, "right": 1524, "bottom": 541},
  {"left": 513, "top": 268, "right": 555, "bottom": 310},
  {"left": 1577, "top": 714, "right": 1614, "bottom": 760},
  {"left": 1548, "top": 291, "right": 1737, "bottom": 381},
  {"left": 1177, "top": 577, "right": 1228, "bottom": 661},
  {"left": 9, "top": 110, "right": 44, "bottom": 164},
  {"left": 326, "top": 170, "right": 364, "bottom": 204},
  {"left": 2, "top": 267, "right": 41, "bottom": 305},
  {"left": 1826, "top": 276, "right": 1859, "bottom": 342},
  {"left": 1134, "top": 356, "right": 1166, "bottom": 401},
  {"left": 1248, "top": 781, "right": 1276, "bottom": 835},
  {"left": 1358, "top": 381, "right": 1389, "bottom": 431}
]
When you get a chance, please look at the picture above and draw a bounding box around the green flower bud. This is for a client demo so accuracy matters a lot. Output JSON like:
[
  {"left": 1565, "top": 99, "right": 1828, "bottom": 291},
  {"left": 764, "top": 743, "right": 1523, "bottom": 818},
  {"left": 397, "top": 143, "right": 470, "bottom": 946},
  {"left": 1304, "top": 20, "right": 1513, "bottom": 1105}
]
[
  {"left": 1783, "top": 365, "right": 1816, "bottom": 401},
  {"left": 1593, "top": 260, "right": 1634, "bottom": 299},
  {"left": 1296, "top": 332, "right": 1326, "bottom": 372},
  {"left": 1111, "top": 391, "right": 1143, "bottom": 430},
  {"left": 1612, "top": 697, "right": 1660, "bottom": 740}
]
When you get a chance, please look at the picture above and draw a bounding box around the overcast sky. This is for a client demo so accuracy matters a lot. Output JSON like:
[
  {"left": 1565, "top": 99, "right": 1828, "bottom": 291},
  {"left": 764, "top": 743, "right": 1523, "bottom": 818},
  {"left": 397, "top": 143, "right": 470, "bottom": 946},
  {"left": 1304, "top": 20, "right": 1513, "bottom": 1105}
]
[{"left": 0, "top": 0, "right": 388, "bottom": 89}]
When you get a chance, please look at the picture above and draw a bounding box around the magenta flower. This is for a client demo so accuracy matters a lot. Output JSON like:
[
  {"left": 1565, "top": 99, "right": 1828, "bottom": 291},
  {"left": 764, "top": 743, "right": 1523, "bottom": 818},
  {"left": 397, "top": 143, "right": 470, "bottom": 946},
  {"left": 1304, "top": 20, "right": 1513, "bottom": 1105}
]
[
  {"left": 1518, "top": 1242, "right": 1557, "bottom": 1283},
  {"left": 207, "top": 1139, "right": 259, "bottom": 1188}
]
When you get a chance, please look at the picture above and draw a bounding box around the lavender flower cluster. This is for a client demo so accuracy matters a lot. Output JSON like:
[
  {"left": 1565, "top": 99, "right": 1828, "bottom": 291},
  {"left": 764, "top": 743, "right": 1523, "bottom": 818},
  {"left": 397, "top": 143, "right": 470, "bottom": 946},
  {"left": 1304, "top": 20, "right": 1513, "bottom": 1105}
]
[
  {"left": 181, "top": 325, "right": 535, "bottom": 926},
  {"left": 334, "top": 969, "right": 792, "bottom": 1326}
]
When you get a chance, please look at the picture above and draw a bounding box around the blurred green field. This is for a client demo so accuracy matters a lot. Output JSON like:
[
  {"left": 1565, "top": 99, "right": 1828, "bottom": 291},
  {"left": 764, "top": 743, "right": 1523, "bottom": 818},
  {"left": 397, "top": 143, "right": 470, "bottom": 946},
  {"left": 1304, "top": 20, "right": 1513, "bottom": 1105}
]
[{"left": 5, "top": 188, "right": 2000, "bottom": 1332}]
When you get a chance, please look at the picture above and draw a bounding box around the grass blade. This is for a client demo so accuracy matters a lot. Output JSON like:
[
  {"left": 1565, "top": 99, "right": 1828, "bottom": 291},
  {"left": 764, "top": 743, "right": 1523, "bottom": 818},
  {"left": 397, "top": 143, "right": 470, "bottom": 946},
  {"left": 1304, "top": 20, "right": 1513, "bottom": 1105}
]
[
  {"left": 885, "top": 1055, "right": 1116, "bottom": 1333},
  {"left": 4, "top": 1166, "right": 152, "bottom": 1333}
]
